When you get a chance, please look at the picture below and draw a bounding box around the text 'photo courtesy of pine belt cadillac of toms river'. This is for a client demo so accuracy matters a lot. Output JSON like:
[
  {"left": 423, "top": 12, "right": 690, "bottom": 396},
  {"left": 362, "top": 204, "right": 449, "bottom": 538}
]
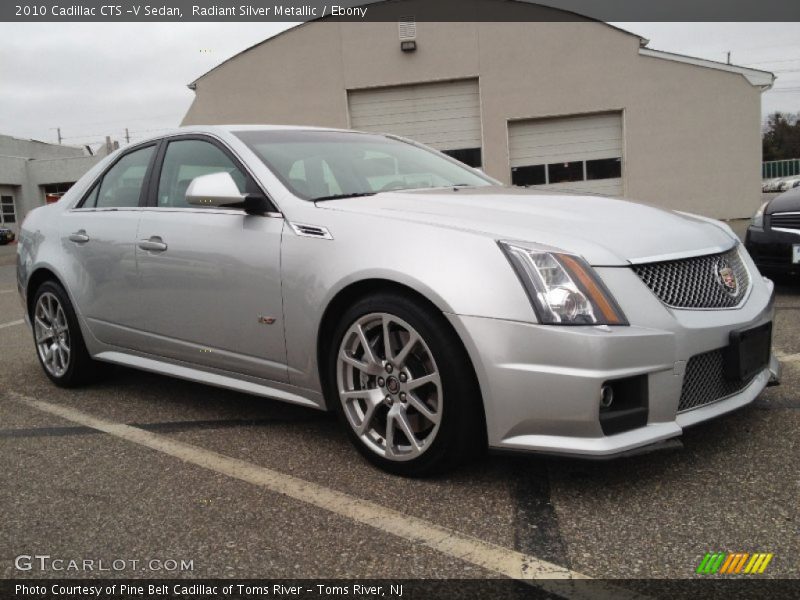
[{"left": 15, "top": 125, "right": 781, "bottom": 476}]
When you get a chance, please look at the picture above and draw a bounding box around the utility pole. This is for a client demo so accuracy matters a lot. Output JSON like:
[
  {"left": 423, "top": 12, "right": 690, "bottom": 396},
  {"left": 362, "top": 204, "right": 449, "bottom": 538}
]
[
  {"left": 125, "top": 128, "right": 130, "bottom": 144},
  {"left": 52, "top": 127, "right": 62, "bottom": 144},
  {"left": 726, "top": 51, "right": 731, "bottom": 65}
]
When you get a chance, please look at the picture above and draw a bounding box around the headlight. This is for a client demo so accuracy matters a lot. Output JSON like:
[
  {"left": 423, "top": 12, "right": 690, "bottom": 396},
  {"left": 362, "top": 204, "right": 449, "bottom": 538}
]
[
  {"left": 499, "top": 242, "right": 628, "bottom": 325},
  {"left": 752, "top": 201, "right": 769, "bottom": 228}
]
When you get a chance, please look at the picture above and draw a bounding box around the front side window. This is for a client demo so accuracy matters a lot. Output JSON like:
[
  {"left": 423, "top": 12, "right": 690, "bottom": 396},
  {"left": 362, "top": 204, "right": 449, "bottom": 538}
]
[
  {"left": 234, "top": 130, "right": 492, "bottom": 200},
  {"left": 157, "top": 139, "right": 249, "bottom": 208},
  {"left": 86, "top": 145, "right": 155, "bottom": 208}
]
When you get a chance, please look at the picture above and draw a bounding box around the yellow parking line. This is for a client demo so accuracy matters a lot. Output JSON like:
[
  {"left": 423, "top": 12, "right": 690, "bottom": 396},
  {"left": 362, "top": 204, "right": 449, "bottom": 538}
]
[{"left": 7, "top": 391, "right": 648, "bottom": 599}]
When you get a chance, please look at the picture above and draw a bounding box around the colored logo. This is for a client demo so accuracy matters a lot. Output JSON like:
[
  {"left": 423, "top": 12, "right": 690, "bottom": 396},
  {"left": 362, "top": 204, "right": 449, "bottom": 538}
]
[
  {"left": 715, "top": 259, "right": 738, "bottom": 295},
  {"left": 696, "top": 552, "right": 773, "bottom": 575}
]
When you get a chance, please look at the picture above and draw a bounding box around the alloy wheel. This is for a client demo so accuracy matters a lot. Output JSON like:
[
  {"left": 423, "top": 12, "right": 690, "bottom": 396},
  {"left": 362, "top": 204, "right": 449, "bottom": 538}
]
[
  {"left": 336, "top": 312, "right": 442, "bottom": 461},
  {"left": 34, "top": 292, "right": 71, "bottom": 378}
]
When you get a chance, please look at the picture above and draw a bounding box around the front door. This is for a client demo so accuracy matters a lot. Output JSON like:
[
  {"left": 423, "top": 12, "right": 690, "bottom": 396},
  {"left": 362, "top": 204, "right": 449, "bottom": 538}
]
[{"left": 135, "top": 137, "right": 288, "bottom": 382}]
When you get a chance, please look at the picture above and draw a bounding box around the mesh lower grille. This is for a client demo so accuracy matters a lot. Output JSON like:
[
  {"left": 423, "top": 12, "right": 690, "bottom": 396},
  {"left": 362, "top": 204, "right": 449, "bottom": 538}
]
[
  {"left": 678, "top": 348, "right": 756, "bottom": 412},
  {"left": 633, "top": 247, "right": 750, "bottom": 309}
]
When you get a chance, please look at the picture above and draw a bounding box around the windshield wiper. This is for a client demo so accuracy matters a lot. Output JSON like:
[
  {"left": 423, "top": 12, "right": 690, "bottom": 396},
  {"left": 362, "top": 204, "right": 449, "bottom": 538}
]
[{"left": 314, "top": 192, "right": 376, "bottom": 202}]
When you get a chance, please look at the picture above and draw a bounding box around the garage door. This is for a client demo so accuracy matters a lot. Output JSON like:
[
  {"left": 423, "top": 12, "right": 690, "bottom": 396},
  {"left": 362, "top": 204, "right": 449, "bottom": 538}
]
[
  {"left": 509, "top": 112, "right": 623, "bottom": 196},
  {"left": 348, "top": 79, "right": 482, "bottom": 167}
]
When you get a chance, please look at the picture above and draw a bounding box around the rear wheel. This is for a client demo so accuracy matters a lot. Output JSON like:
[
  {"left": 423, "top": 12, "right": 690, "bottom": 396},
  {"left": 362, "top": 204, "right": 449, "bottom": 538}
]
[
  {"left": 329, "top": 292, "right": 484, "bottom": 476},
  {"left": 32, "top": 281, "right": 97, "bottom": 387}
]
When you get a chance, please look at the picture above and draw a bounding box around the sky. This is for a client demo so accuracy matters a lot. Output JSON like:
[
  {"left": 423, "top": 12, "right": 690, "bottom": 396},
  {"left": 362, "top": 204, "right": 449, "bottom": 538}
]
[{"left": 0, "top": 21, "right": 798, "bottom": 150}]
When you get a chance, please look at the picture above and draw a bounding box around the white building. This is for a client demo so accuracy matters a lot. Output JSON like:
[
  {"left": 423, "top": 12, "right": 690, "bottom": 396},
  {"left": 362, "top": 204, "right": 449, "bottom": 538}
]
[
  {"left": 0, "top": 134, "right": 103, "bottom": 232},
  {"left": 183, "top": 0, "right": 774, "bottom": 219}
]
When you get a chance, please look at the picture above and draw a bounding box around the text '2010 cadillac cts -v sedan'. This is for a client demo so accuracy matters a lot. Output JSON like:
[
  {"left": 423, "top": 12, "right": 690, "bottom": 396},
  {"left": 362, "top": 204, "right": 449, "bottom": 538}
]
[{"left": 16, "top": 126, "right": 780, "bottom": 475}]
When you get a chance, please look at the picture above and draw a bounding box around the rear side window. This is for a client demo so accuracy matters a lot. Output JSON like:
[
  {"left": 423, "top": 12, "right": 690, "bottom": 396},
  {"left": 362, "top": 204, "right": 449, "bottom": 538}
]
[{"left": 84, "top": 145, "right": 155, "bottom": 208}]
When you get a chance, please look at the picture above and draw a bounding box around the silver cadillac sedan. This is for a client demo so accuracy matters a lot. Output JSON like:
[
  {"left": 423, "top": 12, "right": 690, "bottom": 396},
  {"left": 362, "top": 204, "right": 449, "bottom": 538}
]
[{"left": 16, "top": 125, "right": 780, "bottom": 475}]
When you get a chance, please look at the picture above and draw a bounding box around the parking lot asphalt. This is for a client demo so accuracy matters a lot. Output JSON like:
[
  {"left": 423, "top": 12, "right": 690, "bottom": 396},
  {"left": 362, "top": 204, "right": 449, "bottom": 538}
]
[
  {"left": 0, "top": 242, "right": 16, "bottom": 267},
  {"left": 1, "top": 256, "right": 799, "bottom": 585}
]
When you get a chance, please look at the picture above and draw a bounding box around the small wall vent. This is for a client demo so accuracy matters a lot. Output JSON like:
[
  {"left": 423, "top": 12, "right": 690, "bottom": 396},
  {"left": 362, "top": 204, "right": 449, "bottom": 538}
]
[{"left": 399, "top": 17, "right": 416, "bottom": 41}]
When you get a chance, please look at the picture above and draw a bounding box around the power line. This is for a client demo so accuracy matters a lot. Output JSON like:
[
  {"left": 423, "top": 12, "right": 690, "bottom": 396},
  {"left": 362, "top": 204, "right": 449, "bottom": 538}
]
[
  {"left": 727, "top": 41, "right": 800, "bottom": 54},
  {"left": 58, "top": 125, "right": 175, "bottom": 142},
  {"left": 743, "top": 57, "right": 800, "bottom": 67},
  {"left": 59, "top": 113, "right": 181, "bottom": 129}
]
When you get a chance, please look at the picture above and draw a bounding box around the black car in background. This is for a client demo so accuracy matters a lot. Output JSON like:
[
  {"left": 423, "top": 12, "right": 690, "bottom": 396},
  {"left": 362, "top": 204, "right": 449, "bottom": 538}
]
[
  {"left": 746, "top": 187, "right": 800, "bottom": 276},
  {"left": 0, "top": 227, "right": 15, "bottom": 245}
]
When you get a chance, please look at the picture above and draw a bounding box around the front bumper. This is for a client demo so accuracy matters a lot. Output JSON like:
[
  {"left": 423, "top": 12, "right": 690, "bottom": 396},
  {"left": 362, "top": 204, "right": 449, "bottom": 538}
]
[
  {"left": 447, "top": 265, "right": 777, "bottom": 458},
  {"left": 745, "top": 225, "right": 800, "bottom": 273}
]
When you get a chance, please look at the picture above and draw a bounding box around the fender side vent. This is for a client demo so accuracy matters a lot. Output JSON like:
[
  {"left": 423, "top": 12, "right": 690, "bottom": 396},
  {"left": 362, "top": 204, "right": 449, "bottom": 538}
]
[{"left": 289, "top": 222, "right": 333, "bottom": 240}]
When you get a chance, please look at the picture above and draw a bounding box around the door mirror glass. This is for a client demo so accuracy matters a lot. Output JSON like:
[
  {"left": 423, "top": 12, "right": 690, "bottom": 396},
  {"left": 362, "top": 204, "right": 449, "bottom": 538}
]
[{"left": 185, "top": 172, "right": 245, "bottom": 207}]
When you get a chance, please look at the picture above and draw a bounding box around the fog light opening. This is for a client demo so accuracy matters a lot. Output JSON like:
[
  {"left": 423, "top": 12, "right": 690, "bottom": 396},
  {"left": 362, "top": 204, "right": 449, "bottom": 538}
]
[{"left": 600, "top": 385, "right": 614, "bottom": 409}]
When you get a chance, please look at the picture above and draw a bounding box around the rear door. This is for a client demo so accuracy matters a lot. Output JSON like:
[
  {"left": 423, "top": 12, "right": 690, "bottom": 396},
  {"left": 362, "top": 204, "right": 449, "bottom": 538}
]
[
  {"left": 134, "top": 135, "right": 288, "bottom": 382},
  {"left": 60, "top": 142, "right": 157, "bottom": 347}
]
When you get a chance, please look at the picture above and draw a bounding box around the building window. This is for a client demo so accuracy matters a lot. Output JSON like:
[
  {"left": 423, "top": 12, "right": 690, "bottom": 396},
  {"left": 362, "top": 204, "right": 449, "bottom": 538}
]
[
  {"left": 1, "top": 196, "right": 16, "bottom": 224},
  {"left": 548, "top": 161, "right": 584, "bottom": 184},
  {"left": 442, "top": 148, "right": 482, "bottom": 168},
  {"left": 586, "top": 158, "right": 622, "bottom": 181},
  {"left": 42, "top": 182, "right": 76, "bottom": 204},
  {"left": 512, "top": 157, "right": 622, "bottom": 187},
  {"left": 511, "top": 165, "right": 546, "bottom": 186}
]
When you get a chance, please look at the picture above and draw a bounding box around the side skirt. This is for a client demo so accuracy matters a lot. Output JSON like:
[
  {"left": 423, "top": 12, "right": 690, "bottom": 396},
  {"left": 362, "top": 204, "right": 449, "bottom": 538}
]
[{"left": 93, "top": 350, "right": 324, "bottom": 410}]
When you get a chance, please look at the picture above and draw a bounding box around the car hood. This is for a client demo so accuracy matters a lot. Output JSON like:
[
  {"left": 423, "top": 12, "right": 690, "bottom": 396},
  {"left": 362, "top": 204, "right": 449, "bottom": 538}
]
[
  {"left": 317, "top": 186, "right": 737, "bottom": 266},
  {"left": 766, "top": 187, "right": 800, "bottom": 214}
]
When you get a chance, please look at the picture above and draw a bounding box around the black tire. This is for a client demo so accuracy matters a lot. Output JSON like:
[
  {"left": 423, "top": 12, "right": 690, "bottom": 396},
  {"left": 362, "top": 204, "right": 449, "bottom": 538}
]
[
  {"left": 31, "top": 280, "right": 98, "bottom": 387},
  {"left": 327, "top": 292, "right": 485, "bottom": 476}
]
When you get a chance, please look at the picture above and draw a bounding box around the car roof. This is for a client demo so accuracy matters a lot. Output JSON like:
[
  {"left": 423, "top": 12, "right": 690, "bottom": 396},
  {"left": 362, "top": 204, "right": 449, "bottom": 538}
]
[{"left": 131, "top": 124, "right": 366, "bottom": 146}]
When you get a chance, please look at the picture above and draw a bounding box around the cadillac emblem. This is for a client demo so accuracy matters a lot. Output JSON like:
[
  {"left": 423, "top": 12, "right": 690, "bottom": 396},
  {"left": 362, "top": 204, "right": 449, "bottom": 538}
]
[{"left": 716, "top": 259, "right": 738, "bottom": 295}]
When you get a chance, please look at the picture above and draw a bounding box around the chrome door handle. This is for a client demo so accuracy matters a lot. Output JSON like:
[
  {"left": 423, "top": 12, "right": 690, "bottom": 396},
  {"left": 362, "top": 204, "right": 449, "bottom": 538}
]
[
  {"left": 68, "top": 231, "right": 90, "bottom": 243},
  {"left": 138, "top": 237, "right": 168, "bottom": 252}
]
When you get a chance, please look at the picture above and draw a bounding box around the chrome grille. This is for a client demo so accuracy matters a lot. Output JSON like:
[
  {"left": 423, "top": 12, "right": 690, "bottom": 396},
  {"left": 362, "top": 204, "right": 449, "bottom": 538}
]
[
  {"left": 632, "top": 247, "right": 750, "bottom": 309},
  {"left": 678, "top": 348, "right": 756, "bottom": 412},
  {"left": 771, "top": 212, "right": 800, "bottom": 231}
]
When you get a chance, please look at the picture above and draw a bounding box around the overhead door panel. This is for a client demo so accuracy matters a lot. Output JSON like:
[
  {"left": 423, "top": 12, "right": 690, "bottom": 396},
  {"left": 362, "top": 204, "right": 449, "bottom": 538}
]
[
  {"left": 509, "top": 112, "right": 623, "bottom": 196},
  {"left": 348, "top": 79, "right": 481, "bottom": 151}
]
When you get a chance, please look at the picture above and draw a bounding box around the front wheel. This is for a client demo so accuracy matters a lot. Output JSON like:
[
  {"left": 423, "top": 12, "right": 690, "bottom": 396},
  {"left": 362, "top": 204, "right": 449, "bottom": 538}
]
[{"left": 329, "top": 293, "right": 484, "bottom": 476}]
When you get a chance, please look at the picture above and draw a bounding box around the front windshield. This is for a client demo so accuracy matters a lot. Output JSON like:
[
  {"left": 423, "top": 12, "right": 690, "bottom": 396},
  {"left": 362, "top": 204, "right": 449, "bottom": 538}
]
[{"left": 234, "top": 130, "right": 493, "bottom": 200}]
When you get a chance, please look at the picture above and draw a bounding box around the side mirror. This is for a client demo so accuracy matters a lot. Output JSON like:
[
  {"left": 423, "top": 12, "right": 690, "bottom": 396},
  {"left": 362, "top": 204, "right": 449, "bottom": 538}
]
[{"left": 186, "top": 172, "right": 245, "bottom": 207}]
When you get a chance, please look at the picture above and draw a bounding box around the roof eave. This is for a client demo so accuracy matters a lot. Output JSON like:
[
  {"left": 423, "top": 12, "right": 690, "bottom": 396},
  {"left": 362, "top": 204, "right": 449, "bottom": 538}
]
[{"left": 638, "top": 48, "right": 776, "bottom": 89}]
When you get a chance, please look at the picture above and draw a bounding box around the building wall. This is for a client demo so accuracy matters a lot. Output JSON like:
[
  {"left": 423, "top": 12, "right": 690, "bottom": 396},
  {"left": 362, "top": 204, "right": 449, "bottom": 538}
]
[
  {"left": 0, "top": 135, "right": 86, "bottom": 160},
  {"left": 0, "top": 138, "right": 101, "bottom": 231},
  {"left": 182, "top": 3, "right": 765, "bottom": 219}
]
